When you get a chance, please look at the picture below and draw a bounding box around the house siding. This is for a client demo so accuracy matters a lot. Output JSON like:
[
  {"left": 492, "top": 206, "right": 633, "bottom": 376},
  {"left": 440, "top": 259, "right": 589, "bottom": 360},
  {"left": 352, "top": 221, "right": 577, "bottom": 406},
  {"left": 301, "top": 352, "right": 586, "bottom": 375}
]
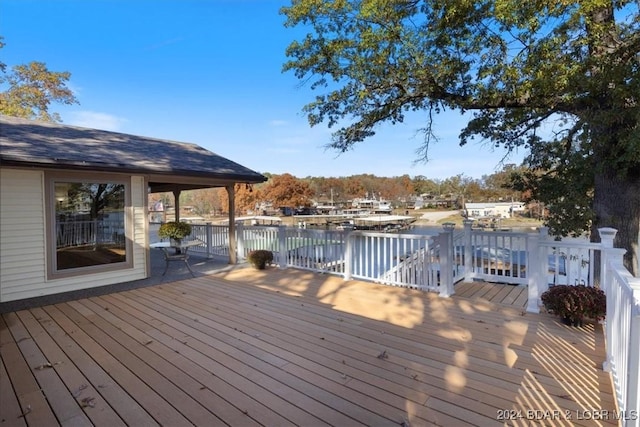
[
  {"left": 0, "top": 169, "right": 148, "bottom": 302},
  {"left": 131, "top": 175, "right": 148, "bottom": 272}
]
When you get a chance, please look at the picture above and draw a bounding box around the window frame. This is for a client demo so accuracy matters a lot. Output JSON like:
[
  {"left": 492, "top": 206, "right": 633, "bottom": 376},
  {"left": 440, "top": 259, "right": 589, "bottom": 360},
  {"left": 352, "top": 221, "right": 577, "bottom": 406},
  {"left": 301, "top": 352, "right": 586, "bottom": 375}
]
[{"left": 45, "top": 171, "right": 133, "bottom": 279}]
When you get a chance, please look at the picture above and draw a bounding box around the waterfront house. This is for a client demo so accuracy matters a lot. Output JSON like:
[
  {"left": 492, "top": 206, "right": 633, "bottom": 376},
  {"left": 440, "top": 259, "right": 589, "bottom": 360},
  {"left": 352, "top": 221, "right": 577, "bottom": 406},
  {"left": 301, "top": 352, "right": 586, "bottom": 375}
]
[
  {"left": 464, "top": 201, "right": 526, "bottom": 219},
  {"left": 0, "top": 115, "right": 266, "bottom": 302}
]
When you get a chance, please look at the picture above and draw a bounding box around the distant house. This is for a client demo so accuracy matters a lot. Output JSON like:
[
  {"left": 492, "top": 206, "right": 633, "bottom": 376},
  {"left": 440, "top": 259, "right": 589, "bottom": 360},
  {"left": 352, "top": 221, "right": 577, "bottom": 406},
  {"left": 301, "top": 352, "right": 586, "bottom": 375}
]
[
  {"left": 464, "top": 201, "right": 525, "bottom": 219},
  {"left": 0, "top": 115, "right": 266, "bottom": 302}
]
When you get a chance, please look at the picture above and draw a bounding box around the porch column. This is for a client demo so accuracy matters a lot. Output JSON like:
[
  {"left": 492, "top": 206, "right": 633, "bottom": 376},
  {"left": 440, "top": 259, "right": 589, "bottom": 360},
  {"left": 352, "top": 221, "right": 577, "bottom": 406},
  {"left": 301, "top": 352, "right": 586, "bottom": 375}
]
[
  {"left": 173, "top": 189, "right": 181, "bottom": 222},
  {"left": 226, "top": 184, "right": 237, "bottom": 264}
]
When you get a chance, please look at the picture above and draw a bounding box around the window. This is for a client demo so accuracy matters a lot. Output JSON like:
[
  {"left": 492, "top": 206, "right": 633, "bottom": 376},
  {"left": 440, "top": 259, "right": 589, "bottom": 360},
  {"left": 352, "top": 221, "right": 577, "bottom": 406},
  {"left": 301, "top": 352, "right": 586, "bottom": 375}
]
[{"left": 48, "top": 175, "right": 131, "bottom": 276}]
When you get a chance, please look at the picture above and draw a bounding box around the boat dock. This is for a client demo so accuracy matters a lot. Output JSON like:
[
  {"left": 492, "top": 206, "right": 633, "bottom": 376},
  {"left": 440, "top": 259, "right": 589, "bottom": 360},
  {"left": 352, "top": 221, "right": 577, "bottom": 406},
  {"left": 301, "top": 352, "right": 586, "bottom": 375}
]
[{"left": 293, "top": 214, "right": 416, "bottom": 231}]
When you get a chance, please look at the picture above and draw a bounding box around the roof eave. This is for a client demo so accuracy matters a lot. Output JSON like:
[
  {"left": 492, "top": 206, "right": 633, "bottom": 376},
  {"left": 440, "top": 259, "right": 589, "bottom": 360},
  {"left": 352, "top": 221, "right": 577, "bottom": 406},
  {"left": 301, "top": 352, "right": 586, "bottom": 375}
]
[{"left": 0, "top": 157, "right": 267, "bottom": 184}]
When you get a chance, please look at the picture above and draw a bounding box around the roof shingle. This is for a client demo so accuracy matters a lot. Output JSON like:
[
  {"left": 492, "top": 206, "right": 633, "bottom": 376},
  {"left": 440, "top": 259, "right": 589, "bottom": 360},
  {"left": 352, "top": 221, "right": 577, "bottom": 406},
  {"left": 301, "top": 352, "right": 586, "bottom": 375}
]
[{"left": 0, "top": 115, "right": 266, "bottom": 184}]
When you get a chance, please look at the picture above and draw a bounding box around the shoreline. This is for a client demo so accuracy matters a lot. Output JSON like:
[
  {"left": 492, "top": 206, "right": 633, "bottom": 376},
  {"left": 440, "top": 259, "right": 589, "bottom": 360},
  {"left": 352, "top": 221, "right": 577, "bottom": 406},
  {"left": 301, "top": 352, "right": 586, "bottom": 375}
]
[{"left": 194, "top": 209, "right": 543, "bottom": 232}]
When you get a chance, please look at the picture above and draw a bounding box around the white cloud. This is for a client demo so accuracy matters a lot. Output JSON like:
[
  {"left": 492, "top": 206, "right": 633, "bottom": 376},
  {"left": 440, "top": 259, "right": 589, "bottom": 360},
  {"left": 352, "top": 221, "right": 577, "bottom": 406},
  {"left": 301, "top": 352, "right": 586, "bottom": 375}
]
[{"left": 67, "top": 111, "right": 127, "bottom": 131}]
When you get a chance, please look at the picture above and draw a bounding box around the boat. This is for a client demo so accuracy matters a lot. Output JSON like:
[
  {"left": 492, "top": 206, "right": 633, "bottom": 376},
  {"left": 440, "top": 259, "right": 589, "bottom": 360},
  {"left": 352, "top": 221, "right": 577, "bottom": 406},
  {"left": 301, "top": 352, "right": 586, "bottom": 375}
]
[{"left": 350, "top": 196, "right": 393, "bottom": 215}]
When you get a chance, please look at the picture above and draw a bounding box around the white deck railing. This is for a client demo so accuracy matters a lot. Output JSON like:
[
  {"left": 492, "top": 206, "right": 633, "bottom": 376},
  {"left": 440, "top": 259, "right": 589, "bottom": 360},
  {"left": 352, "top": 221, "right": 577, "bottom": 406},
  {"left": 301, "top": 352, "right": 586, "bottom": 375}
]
[
  {"left": 189, "top": 224, "right": 230, "bottom": 256},
  {"left": 57, "top": 219, "right": 125, "bottom": 248},
  {"left": 347, "top": 231, "right": 440, "bottom": 292},
  {"left": 183, "top": 221, "right": 639, "bottom": 420},
  {"left": 599, "top": 229, "right": 640, "bottom": 426},
  {"left": 185, "top": 221, "right": 620, "bottom": 301},
  {"left": 464, "top": 229, "right": 531, "bottom": 285}
]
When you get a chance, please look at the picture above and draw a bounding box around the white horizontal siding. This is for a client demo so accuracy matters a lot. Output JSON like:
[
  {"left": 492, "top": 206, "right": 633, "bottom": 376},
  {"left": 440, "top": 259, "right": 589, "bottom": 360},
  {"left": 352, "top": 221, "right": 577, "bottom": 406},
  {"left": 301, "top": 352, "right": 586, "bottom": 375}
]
[
  {"left": 130, "top": 175, "right": 148, "bottom": 273},
  {"left": 0, "top": 169, "right": 46, "bottom": 301},
  {"left": 1, "top": 170, "right": 148, "bottom": 302}
]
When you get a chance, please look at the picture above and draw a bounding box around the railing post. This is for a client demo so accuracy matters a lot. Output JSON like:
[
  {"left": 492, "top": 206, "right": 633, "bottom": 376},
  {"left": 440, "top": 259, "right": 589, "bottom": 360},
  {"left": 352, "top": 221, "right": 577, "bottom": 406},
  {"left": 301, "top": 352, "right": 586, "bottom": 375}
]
[
  {"left": 598, "top": 227, "right": 619, "bottom": 292},
  {"left": 205, "top": 222, "right": 213, "bottom": 258},
  {"left": 344, "top": 231, "right": 353, "bottom": 281},
  {"left": 525, "top": 227, "right": 548, "bottom": 313},
  {"left": 526, "top": 230, "right": 542, "bottom": 313},
  {"left": 599, "top": 227, "right": 626, "bottom": 341},
  {"left": 278, "top": 225, "right": 287, "bottom": 269},
  {"left": 463, "top": 219, "right": 474, "bottom": 281},
  {"left": 627, "top": 296, "right": 640, "bottom": 426},
  {"left": 236, "top": 223, "right": 245, "bottom": 260},
  {"left": 439, "top": 230, "right": 454, "bottom": 297}
]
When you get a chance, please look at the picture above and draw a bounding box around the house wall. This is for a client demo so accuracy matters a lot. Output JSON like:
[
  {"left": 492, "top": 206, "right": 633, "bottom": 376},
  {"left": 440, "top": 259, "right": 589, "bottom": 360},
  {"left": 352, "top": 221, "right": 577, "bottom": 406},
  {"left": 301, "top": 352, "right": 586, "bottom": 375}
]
[{"left": 0, "top": 168, "right": 148, "bottom": 302}]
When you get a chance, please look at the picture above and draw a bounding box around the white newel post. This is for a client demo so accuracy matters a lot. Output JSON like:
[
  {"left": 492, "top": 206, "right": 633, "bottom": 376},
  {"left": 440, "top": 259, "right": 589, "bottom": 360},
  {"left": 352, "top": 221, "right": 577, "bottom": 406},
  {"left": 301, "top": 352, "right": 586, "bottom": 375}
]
[
  {"left": 278, "top": 226, "right": 287, "bottom": 269},
  {"left": 598, "top": 227, "right": 621, "bottom": 375},
  {"left": 236, "top": 223, "right": 245, "bottom": 260},
  {"left": 526, "top": 229, "right": 542, "bottom": 313},
  {"left": 343, "top": 231, "right": 354, "bottom": 281},
  {"left": 463, "top": 219, "right": 474, "bottom": 281},
  {"left": 439, "top": 227, "right": 454, "bottom": 297},
  {"left": 205, "top": 222, "right": 213, "bottom": 258},
  {"left": 598, "top": 227, "right": 619, "bottom": 293}
]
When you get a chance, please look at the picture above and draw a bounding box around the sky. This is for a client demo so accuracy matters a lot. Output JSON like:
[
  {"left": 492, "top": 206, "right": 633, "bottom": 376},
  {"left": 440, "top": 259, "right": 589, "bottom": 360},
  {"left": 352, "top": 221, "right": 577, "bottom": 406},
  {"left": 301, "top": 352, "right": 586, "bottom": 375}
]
[{"left": 1, "top": 0, "right": 525, "bottom": 180}]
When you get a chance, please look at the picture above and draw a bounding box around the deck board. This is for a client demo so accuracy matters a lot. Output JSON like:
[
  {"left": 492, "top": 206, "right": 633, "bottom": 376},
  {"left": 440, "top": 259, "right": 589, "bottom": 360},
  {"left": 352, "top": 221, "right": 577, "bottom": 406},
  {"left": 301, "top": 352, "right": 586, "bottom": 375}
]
[
  {"left": 0, "top": 352, "right": 27, "bottom": 427},
  {"left": 0, "top": 315, "right": 60, "bottom": 427},
  {"left": 14, "top": 309, "right": 123, "bottom": 427},
  {"left": 0, "top": 268, "right": 617, "bottom": 426}
]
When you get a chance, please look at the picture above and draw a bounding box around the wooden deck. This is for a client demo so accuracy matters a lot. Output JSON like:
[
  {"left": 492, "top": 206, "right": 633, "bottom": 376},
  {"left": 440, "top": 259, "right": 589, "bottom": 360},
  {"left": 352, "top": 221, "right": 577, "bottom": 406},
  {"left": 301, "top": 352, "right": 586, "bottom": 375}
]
[
  {"left": 1, "top": 268, "right": 617, "bottom": 426},
  {"left": 454, "top": 281, "right": 529, "bottom": 309}
]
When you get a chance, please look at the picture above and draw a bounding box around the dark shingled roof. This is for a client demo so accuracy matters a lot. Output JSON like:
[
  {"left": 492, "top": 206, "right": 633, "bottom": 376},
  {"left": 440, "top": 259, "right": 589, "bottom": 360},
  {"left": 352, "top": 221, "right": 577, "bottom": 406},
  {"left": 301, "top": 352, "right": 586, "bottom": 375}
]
[{"left": 0, "top": 115, "right": 266, "bottom": 188}]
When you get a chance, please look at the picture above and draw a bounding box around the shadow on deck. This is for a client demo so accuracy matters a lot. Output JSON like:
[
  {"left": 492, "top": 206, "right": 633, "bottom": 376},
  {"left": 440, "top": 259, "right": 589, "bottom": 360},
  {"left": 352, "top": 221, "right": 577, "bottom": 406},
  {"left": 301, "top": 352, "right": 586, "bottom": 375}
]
[{"left": 0, "top": 266, "right": 616, "bottom": 426}]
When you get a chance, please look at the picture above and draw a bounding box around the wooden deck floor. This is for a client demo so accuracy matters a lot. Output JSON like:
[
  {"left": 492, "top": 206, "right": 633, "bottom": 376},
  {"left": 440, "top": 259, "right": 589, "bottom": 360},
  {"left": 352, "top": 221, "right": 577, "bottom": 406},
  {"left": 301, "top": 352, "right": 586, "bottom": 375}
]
[
  {"left": 454, "top": 281, "right": 529, "bottom": 309},
  {"left": 1, "top": 268, "right": 617, "bottom": 426}
]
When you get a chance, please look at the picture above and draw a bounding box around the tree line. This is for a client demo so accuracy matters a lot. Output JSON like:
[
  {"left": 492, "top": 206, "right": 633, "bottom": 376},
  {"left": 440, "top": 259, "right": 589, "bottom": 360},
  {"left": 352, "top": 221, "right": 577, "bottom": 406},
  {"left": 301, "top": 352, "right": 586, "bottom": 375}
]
[{"left": 165, "top": 164, "right": 533, "bottom": 217}]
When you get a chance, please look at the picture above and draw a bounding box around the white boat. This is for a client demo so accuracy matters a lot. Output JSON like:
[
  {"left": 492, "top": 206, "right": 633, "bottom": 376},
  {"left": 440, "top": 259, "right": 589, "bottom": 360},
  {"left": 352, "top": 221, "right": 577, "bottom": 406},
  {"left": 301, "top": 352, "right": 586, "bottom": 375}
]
[{"left": 351, "top": 197, "right": 393, "bottom": 214}]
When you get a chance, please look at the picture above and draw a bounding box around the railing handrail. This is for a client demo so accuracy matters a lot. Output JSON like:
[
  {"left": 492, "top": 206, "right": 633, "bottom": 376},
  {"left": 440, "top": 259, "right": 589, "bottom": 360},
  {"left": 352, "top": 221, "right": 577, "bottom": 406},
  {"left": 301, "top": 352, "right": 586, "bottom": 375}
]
[
  {"left": 538, "top": 239, "right": 604, "bottom": 250},
  {"left": 603, "top": 254, "right": 640, "bottom": 425}
]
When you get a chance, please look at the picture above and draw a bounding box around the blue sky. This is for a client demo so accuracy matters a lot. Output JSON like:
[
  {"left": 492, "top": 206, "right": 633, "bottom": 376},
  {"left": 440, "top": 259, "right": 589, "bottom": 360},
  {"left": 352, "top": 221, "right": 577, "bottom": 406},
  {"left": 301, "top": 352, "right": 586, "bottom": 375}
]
[{"left": 2, "top": 0, "right": 524, "bottom": 180}]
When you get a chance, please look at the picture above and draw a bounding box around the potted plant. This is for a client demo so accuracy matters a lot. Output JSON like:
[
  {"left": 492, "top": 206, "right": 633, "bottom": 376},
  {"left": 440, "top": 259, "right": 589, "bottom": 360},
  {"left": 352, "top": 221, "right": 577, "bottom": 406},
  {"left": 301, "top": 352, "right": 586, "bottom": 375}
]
[
  {"left": 158, "top": 221, "right": 192, "bottom": 247},
  {"left": 541, "top": 285, "right": 606, "bottom": 326},
  {"left": 247, "top": 250, "right": 273, "bottom": 270}
]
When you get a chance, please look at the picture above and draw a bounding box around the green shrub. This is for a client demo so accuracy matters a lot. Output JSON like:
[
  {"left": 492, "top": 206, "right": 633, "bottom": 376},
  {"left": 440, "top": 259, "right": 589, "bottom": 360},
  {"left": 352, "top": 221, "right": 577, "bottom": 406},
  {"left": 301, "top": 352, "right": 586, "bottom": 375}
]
[
  {"left": 158, "top": 221, "right": 192, "bottom": 240},
  {"left": 541, "top": 285, "right": 606, "bottom": 325},
  {"left": 247, "top": 250, "right": 274, "bottom": 269}
]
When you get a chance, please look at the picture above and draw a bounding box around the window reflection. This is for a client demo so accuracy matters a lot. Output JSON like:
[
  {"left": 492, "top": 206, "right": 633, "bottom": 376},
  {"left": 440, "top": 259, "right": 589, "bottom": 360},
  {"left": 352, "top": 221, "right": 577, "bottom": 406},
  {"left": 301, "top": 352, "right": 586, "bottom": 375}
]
[{"left": 55, "top": 182, "right": 126, "bottom": 270}]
